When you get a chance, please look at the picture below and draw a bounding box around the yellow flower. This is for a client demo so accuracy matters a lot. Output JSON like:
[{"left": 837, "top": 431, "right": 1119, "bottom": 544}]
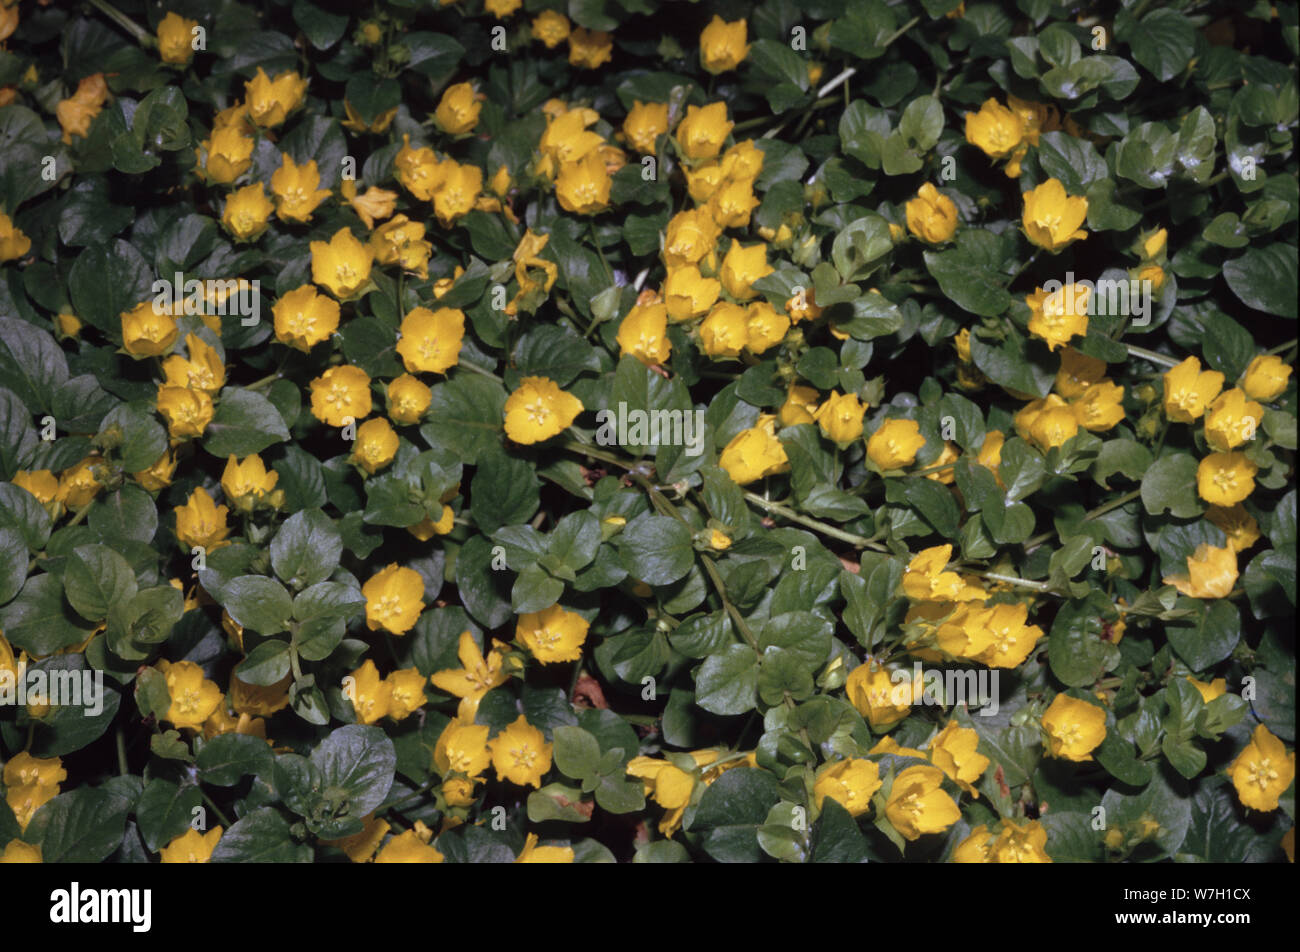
[
  {"left": 174, "top": 487, "right": 230, "bottom": 551},
  {"left": 310, "top": 228, "right": 374, "bottom": 300},
  {"left": 623, "top": 100, "right": 669, "bottom": 154},
  {"left": 813, "top": 758, "right": 882, "bottom": 817},
  {"left": 1241, "top": 354, "right": 1292, "bottom": 402},
  {"left": 273, "top": 284, "right": 340, "bottom": 351},
  {"left": 517, "top": 604, "right": 589, "bottom": 664},
  {"left": 395, "top": 306, "right": 464, "bottom": 375},
  {"left": 952, "top": 824, "right": 995, "bottom": 863},
  {"left": 1072, "top": 380, "right": 1125, "bottom": 431},
  {"left": 867, "top": 418, "right": 926, "bottom": 470},
  {"left": 503, "top": 376, "right": 583, "bottom": 445},
  {"left": 198, "top": 123, "right": 254, "bottom": 184},
  {"left": 506, "top": 229, "right": 558, "bottom": 315},
  {"left": 885, "top": 765, "right": 961, "bottom": 841},
  {"left": 515, "top": 832, "right": 574, "bottom": 863},
  {"left": 386, "top": 667, "right": 428, "bottom": 721},
  {"left": 700, "top": 16, "right": 749, "bottom": 73},
  {"left": 699, "top": 301, "right": 749, "bottom": 358},
  {"left": 221, "top": 454, "right": 278, "bottom": 508},
  {"left": 435, "top": 82, "right": 481, "bottom": 135},
  {"left": 1022, "top": 178, "right": 1088, "bottom": 253},
  {"left": 271, "top": 153, "right": 330, "bottom": 223},
  {"left": 244, "top": 68, "right": 308, "bottom": 128},
  {"left": 157, "top": 659, "right": 222, "bottom": 731},
  {"left": 229, "top": 667, "right": 290, "bottom": 718},
  {"left": 1197, "top": 451, "right": 1258, "bottom": 507},
  {"left": 432, "top": 161, "right": 482, "bottom": 227},
  {"left": 488, "top": 715, "right": 552, "bottom": 788},
  {"left": 309, "top": 364, "right": 372, "bottom": 427},
  {"left": 532, "top": 10, "right": 571, "bottom": 48},
  {"left": 157, "top": 12, "right": 198, "bottom": 65},
  {"left": 965, "top": 99, "right": 1026, "bottom": 160},
  {"left": 485, "top": 0, "right": 522, "bottom": 17},
  {"left": 1026, "top": 283, "right": 1089, "bottom": 352},
  {"left": 442, "top": 777, "right": 478, "bottom": 807},
  {"left": 395, "top": 136, "right": 447, "bottom": 200},
  {"left": 220, "top": 180, "right": 274, "bottom": 241},
  {"left": 685, "top": 162, "right": 727, "bottom": 203},
  {"left": 1204, "top": 388, "right": 1264, "bottom": 451},
  {"left": 538, "top": 109, "right": 604, "bottom": 174},
  {"left": 12, "top": 470, "right": 59, "bottom": 505},
  {"left": 56, "top": 74, "right": 108, "bottom": 143},
  {"left": 4, "top": 752, "right": 67, "bottom": 829},
  {"left": 676, "top": 102, "right": 734, "bottom": 161},
  {"left": 430, "top": 630, "right": 509, "bottom": 705},
  {"left": 434, "top": 718, "right": 492, "bottom": 779},
  {"left": 813, "top": 391, "right": 867, "bottom": 444},
  {"left": 1041, "top": 694, "right": 1106, "bottom": 762},
  {"left": 1163, "top": 356, "right": 1225, "bottom": 423},
  {"left": 846, "top": 662, "right": 917, "bottom": 729},
  {"left": 902, "top": 545, "right": 981, "bottom": 602},
  {"left": 663, "top": 265, "right": 721, "bottom": 322},
  {"left": 1206, "top": 504, "right": 1260, "bottom": 553},
  {"left": 927, "top": 720, "right": 989, "bottom": 796},
  {"left": 1227, "top": 725, "right": 1295, "bottom": 812},
  {"left": 54, "top": 456, "right": 102, "bottom": 509},
  {"left": 0, "top": 841, "right": 42, "bottom": 864},
  {"left": 905, "top": 183, "right": 959, "bottom": 244},
  {"left": 340, "top": 180, "right": 398, "bottom": 230},
  {"left": 719, "top": 240, "right": 772, "bottom": 302},
  {"left": 0, "top": 210, "right": 31, "bottom": 262},
  {"left": 156, "top": 386, "right": 214, "bottom": 439},
  {"left": 369, "top": 215, "right": 432, "bottom": 280},
  {"left": 555, "top": 150, "right": 612, "bottom": 215},
  {"left": 363, "top": 564, "right": 425, "bottom": 635},
  {"left": 490, "top": 164, "right": 512, "bottom": 197},
  {"left": 1055, "top": 347, "right": 1107, "bottom": 398},
  {"left": 708, "top": 177, "right": 761, "bottom": 230},
  {"left": 374, "top": 829, "right": 445, "bottom": 863},
  {"left": 663, "top": 208, "right": 721, "bottom": 270},
  {"left": 1187, "top": 677, "right": 1227, "bottom": 703},
  {"left": 627, "top": 756, "right": 696, "bottom": 835},
  {"left": 785, "top": 289, "right": 822, "bottom": 324},
  {"left": 745, "top": 301, "right": 790, "bottom": 355},
  {"left": 159, "top": 826, "right": 223, "bottom": 863},
  {"left": 968, "top": 602, "right": 1043, "bottom": 668},
  {"left": 990, "top": 819, "right": 1052, "bottom": 863},
  {"left": 719, "top": 414, "right": 789, "bottom": 485},
  {"left": 352, "top": 418, "right": 400, "bottom": 474},
  {"left": 1162, "top": 543, "right": 1238, "bottom": 599},
  {"left": 617, "top": 302, "right": 671, "bottom": 365},
  {"left": 386, "top": 374, "right": 432, "bottom": 425},
  {"left": 869, "top": 736, "right": 928, "bottom": 759},
  {"left": 1017, "top": 394, "right": 1080, "bottom": 451},
  {"left": 568, "top": 27, "right": 613, "bottom": 69},
  {"left": 346, "top": 659, "right": 391, "bottom": 725},
  {"left": 121, "top": 300, "right": 178, "bottom": 357},
  {"left": 162, "top": 334, "right": 225, "bottom": 395},
  {"left": 324, "top": 815, "right": 390, "bottom": 863}
]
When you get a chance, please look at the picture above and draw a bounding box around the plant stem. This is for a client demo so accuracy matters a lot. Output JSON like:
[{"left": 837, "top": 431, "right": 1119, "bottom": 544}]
[
  {"left": 1124, "top": 343, "right": 1180, "bottom": 368},
  {"left": 116, "top": 727, "right": 129, "bottom": 776},
  {"left": 85, "top": 0, "right": 151, "bottom": 46},
  {"left": 1022, "top": 488, "right": 1142, "bottom": 552},
  {"left": 200, "top": 790, "right": 232, "bottom": 828},
  {"left": 742, "top": 491, "right": 889, "bottom": 551}
]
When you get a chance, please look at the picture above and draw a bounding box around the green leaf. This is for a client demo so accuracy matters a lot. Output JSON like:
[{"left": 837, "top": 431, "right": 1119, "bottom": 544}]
[
  {"left": 270, "top": 509, "right": 342, "bottom": 591},
  {"left": 310, "top": 724, "right": 397, "bottom": 819},
  {"left": 1166, "top": 599, "right": 1241, "bottom": 671},
  {"left": 553, "top": 725, "right": 603, "bottom": 780},
  {"left": 1223, "top": 243, "right": 1298, "bottom": 318},
  {"left": 420, "top": 374, "right": 507, "bottom": 465},
  {"left": 222, "top": 575, "right": 294, "bottom": 635},
  {"left": 694, "top": 644, "right": 759, "bottom": 716},
  {"left": 64, "top": 543, "right": 138, "bottom": 621},
  {"left": 1141, "top": 452, "right": 1204, "bottom": 519},
  {"left": 210, "top": 807, "right": 313, "bottom": 863},
  {"left": 198, "top": 733, "right": 276, "bottom": 786},
  {"left": 0, "top": 573, "right": 97, "bottom": 656},
  {"left": 135, "top": 779, "right": 201, "bottom": 852},
  {"left": 27, "top": 785, "right": 132, "bottom": 864},
  {"left": 617, "top": 512, "right": 694, "bottom": 586},
  {"left": 202, "top": 388, "right": 292, "bottom": 458},
  {"left": 470, "top": 446, "right": 539, "bottom": 533},
  {"left": 1129, "top": 8, "right": 1197, "bottom": 83}
]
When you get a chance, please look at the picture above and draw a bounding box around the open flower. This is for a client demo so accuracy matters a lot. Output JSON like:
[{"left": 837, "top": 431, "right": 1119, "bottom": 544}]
[
  {"left": 121, "top": 301, "right": 178, "bottom": 357},
  {"left": 1197, "top": 452, "right": 1258, "bottom": 507},
  {"left": 1204, "top": 388, "right": 1264, "bottom": 451},
  {"left": 352, "top": 418, "right": 400, "bottom": 474},
  {"left": 1022, "top": 178, "right": 1088, "bottom": 252},
  {"left": 436, "top": 82, "right": 481, "bottom": 134},
  {"left": 157, "top": 386, "right": 214, "bottom": 439},
  {"left": 162, "top": 335, "right": 225, "bottom": 395},
  {"left": 885, "top": 765, "right": 961, "bottom": 841},
  {"left": 515, "top": 833, "right": 574, "bottom": 863},
  {"left": 386, "top": 374, "right": 432, "bottom": 425},
  {"left": 159, "top": 827, "right": 223, "bottom": 863},
  {"left": 430, "top": 631, "right": 510, "bottom": 706},
  {"left": 965, "top": 99, "right": 1025, "bottom": 160},
  {"left": 814, "top": 759, "right": 882, "bottom": 817},
  {"left": 699, "top": 301, "right": 749, "bottom": 358},
  {"left": 1163, "top": 356, "right": 1224, "bottom": 423},
  {"left": 532, "top": 10, "right": 571, "bottom": 48},
  {"left": 434, "top": 718, "right": 492, "bottom": 779},
  {"left": 0, "top": 210, "right": 30, "bottom": 262},
  {"left": 1026, "top": 283, "right": 1089, "bottom": 352},
  {"left": 488, "top": 715, "right": 552, "bottom": 787},
  {"left": 309, "top": 364, "right": 372, "bottom": 427},
  {"left": 221, "top": 454, "right": 278, "bottom": 508},
  {"left": 310, "top": 228, "right": 374, "bottom": 300},
  {"left": 396, "top": 306, "right": 464, "bottom": 375},
  {"left": 517, "top": 604, "right": 589, "bottom": 663},
  {"left": 503, "top": 376, "right": 583, "bottom": 444},
  {"left": 1162, "top": 543, "right": 1238, "bottom": 599},
  {"left": 846, "top": 662, "right": 917, "bottom": 729},
  {"left": 157, "top": 12, "right": 199, "bottom": 65},
  {"left": 1041, "top": 694, "right": 1106, "bottom": 762},
  {"left": 927, "top": 721, "right": 989, "bottom": 796},
  {"left": 273, "top": 285, "right": 340, "bottom": 351},
  {"left": 555, "top": 151, "right": 611, "bottom": 215},
  {"left": 568, "top": 27, "right": 613, "bottom": 69},
  {"left": 663, "top": 265, "right": 720, "bottom": 321},
  {"left": 157, "top": 659, "right": 222, "bottom": 731},
  {"left": 676, "top": 102, "right": 733, "bottom": 161},
  {"left": 627, "top": 756, "right": 696, "bottom": 835},
  {"left": 271, "top": 153, "right": 331, "bottom": 223},
  {"left": 174, "top": 487, "right": 230, "bottom": 552},
  {"left": 623, "top": 100, "right": 669, "bottom": 154},
  {"left": 1227, "top": 725, "right": 1295, "bottom": 812},
  {"left": 617, "top": 301, "right": 671, "bottom": 365},
  {"left": 363, "top": 564, "right": 425, "bottom": 635},
  {"left": 244, "top": 68, "right": 308, "bottom": 128},
  {"left": 813, "top": 391, "right": 867, "bottom": 444},
  {"left": 1241, "top": 354, "right": 1292, "bottom": 402},
  {"left": 719, "top": 240, "right": 772, "bottom": 301}
]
